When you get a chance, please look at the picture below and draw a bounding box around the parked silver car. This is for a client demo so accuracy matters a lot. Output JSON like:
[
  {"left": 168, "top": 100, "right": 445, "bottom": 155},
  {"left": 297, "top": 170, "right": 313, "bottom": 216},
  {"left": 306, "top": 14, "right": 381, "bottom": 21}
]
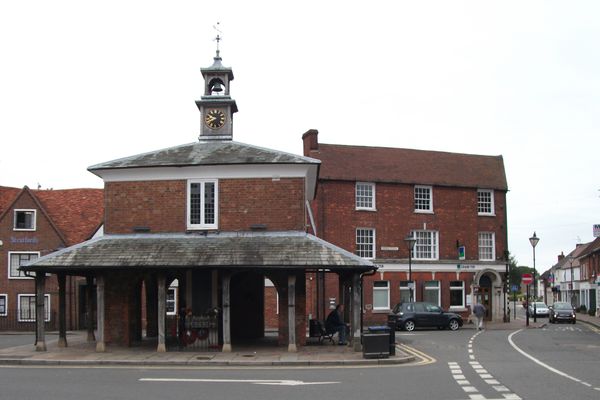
[{"left": 527, "top": 302, "right": 549, "bottom": 317}]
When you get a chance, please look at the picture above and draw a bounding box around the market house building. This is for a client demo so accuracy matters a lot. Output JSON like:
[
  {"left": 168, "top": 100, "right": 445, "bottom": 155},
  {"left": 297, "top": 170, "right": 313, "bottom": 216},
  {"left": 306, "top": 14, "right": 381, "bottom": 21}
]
[
  {"left": 23, "top": 50, "right": 374, "bottom": 352},
  {"left": 301, "top": 130, "right": 509, "bottom": 325},
  {"left": 0, "top": 186, "right": 103, "bottom": 332}
]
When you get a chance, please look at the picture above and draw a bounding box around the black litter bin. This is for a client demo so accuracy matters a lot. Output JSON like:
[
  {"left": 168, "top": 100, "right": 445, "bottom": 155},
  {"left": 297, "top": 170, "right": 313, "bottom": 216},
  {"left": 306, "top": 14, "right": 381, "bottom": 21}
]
[{"left": 363, "top": 326, "right": 390, "bottom": 359}]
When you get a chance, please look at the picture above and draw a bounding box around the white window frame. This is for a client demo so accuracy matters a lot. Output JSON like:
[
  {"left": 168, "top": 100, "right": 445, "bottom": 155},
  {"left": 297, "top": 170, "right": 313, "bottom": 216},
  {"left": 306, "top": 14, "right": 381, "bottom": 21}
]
[
  {"left": 477, "top": 189, "right": 495, "bottom": 216},
  {"left": 13, "top": 209, "right": 37, "bottom": 231},
  {"left": 17, "top": 294, "right": 50, "bottom": 322},
  {"left": 478, "top": 232, "right": 496, "bottom": 261},
  {"left": 449, "top": 281, "right": 465, "bottom": 309},
  {"left": 187, "top": 179, "right": 218, "bottom": 230},
  {"left": 0, "top": 294, "right": 7, "bottom": 316},
  {"left": 355, "top": 182, "right": 376, "bottom": 211},
  {"left": 166, "top": 287, "right": 177, "bottom": 316},
  {"left": 8, "top": 252, "right": 39, "bottom": 280},
  {"left": 414, "top": 185, "right": 433, "bottom": 213},
  {"left": 356, "top": 228, "right": 375, "bottom": 259},
  {"left": 411, "top": 230, "right": 439, "bottom": 260},
  {"left": 373, "top": 281, "right": 390, "bottom": 310},
  {"left": 423, "top": 281, "right": 440, "bottom": 306}
]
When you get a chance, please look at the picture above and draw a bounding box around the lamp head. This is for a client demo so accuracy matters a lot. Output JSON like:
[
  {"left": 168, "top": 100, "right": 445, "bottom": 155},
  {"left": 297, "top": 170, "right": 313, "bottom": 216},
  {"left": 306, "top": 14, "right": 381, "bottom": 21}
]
[
  {"left": 529, "top": 231, "right": 540, "bottom": 248},
  {"left": 404, "top": 235, "right": 417, "bottom": 250}
]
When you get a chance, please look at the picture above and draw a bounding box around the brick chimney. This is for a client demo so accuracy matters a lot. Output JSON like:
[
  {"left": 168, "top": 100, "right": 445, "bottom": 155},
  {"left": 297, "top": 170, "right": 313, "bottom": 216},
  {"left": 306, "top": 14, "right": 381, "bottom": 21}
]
[
  {"left": 558, "top": 252, "right": 564, "bottom": 262},
  {"left": 302, "top": 129, "right": 319, "bottom": 156}
]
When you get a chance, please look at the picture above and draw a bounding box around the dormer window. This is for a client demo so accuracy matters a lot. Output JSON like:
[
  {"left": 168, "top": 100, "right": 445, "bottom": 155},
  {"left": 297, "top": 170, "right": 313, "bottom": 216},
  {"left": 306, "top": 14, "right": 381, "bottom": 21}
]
[
  {"left": 187, "top": 180, "right": 218, "bottom": 230},
  {"left": 14, "top": 209, "right": 36, "bottom": 231}
]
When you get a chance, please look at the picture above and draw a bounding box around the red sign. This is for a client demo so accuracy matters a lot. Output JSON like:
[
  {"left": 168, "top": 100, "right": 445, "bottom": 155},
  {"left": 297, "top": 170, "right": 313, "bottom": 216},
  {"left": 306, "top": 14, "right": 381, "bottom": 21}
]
[{"left": 522, "top": 273, "right": 533, "bottom": 285}]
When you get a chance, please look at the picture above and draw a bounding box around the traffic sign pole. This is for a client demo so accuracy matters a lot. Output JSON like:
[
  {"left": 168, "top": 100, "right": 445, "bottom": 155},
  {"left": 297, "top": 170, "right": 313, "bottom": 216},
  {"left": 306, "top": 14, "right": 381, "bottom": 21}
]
[{"left": 526, "top": 284, "right": 530, "bottom": 327}]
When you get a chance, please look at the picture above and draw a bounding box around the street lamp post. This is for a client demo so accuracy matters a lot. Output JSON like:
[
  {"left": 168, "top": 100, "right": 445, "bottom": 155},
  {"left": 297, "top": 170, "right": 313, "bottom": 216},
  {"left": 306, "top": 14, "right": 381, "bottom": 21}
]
[
  {"left": 404, "top": 235, "right": 417, "bottom": 303},
  {"left": 529, "top": 232, "right": 540, "bottom": 323}
]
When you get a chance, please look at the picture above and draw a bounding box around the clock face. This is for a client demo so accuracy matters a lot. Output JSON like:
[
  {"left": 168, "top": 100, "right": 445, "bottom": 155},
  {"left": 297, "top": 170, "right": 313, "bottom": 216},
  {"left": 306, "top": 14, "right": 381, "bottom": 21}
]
[{"left": 205, "top": 109, "right": 226, "bottom": 129}]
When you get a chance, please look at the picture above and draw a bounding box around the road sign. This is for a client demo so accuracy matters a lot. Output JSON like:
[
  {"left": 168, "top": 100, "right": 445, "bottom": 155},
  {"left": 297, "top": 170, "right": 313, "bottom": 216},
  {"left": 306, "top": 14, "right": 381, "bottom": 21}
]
[
  {"left": 511, "top": 284, "right": 518, "bottom": 292},
  {"left": 458, "top": 246, "right": 466, "bottom": 260},
  {"left": 522, "top": 273, "right": 533, "bottom": 285}
]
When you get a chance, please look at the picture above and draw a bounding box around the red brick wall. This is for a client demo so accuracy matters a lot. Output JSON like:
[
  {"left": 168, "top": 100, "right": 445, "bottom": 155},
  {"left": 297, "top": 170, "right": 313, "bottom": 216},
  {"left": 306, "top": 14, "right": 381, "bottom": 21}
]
[
  {"left": 314, "top": 181, "right": 507, "bottom": 261},
  {"left": 264, "top": 285, "right": 278, "bottom": 330},
  {"left": 105, "top": 178, "right": 305, "bottom": 234},
  {"left": 104, "top": 181, "right": 187, "bottom": 234}
]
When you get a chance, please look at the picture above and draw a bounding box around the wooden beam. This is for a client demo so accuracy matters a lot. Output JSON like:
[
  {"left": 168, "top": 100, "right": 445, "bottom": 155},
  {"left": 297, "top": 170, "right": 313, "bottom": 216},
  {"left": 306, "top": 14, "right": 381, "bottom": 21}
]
[{"left": 35, "top": 272, "right": 46, "bottom": 351}]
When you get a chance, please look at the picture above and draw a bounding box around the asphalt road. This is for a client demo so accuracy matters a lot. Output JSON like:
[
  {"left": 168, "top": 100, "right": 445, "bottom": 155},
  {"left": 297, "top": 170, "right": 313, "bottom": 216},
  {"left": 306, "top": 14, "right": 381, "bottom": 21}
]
[{"left": 0, "top": 321, "right": 598, "bottom": 400}]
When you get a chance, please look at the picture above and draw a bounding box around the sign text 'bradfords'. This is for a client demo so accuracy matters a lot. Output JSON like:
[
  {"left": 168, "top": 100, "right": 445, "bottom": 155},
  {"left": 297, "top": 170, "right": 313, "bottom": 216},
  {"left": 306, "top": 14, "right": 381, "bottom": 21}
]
[{"left": 10, "top": 236, "right": 39, "bottom": 244}]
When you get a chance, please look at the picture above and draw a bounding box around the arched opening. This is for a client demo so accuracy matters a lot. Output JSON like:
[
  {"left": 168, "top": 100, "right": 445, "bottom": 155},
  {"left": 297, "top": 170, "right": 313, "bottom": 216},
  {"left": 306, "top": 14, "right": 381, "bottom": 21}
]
[
  {"left": 230, "top": 271, "right": 265, "bottom": 343},
  {"left": 477, "top": 274, "right": 492, "bottom": 321}
]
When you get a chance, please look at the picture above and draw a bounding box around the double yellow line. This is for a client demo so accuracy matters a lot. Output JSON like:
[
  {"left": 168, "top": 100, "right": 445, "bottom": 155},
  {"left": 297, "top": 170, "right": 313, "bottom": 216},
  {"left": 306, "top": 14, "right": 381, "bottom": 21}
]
[{"left": 397, "top": 343, "right": 436, "bottom": 365}]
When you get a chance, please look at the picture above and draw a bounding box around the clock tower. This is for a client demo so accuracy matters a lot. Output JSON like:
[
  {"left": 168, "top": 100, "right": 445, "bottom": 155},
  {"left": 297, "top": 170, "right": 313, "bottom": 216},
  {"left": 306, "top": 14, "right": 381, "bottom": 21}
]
[{"left": 197, "top": 38, "right": 238, "bottom": 141}]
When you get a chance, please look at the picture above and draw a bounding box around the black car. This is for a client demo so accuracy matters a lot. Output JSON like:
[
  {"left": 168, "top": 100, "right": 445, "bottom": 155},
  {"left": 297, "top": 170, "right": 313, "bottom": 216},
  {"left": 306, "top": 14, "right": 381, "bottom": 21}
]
[
  {"left": 390, "top": 302, "right": 463, "bottom": 331},
  {"left": 549, "top": 302, "right": 576, "bottom": 324}
]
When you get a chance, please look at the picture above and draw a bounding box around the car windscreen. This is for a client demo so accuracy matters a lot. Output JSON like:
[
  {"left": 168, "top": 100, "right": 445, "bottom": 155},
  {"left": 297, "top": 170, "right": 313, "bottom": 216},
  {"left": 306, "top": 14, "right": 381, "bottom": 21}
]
[{"left": 553, "top": 303, "right": 572, "bottom": 310}]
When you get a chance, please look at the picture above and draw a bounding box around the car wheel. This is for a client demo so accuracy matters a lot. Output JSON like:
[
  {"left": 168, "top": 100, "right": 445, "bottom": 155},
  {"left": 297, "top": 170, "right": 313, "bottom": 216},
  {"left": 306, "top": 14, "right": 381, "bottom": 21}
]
[
  {"left": 448, "top": 319, "right": 460, "bottom": 331},
  {"left": 404, "top": 320, "right": 416, "bottom": 332},
  {"left": 572, "top": 320, "right": 576, "bottom": 324}
]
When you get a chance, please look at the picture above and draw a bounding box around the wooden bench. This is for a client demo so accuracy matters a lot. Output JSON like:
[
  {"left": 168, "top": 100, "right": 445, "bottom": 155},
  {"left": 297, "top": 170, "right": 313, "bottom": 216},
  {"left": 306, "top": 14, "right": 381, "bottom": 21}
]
[{"left": 309, "top": 319, "right": 335, "bottom": 344}]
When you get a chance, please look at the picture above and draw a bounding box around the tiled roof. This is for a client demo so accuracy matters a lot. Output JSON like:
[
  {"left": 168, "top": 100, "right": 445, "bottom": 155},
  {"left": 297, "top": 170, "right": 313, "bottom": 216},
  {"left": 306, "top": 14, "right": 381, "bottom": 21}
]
[
  {"left": 88, "top": 141, "right": 320, "bottom": 172},
  {"left": 308, "top": 143, "right": 507, "bottom": 190},
  {"left": 34, "top": 189, "right": 104, "bottom": 246},
  {"left": 22, "top": 232, "right": 374, "bottom": 271},
  {"left": 578, "top": 237, "right": 600, "bottom": 258},
  {"left": 0, "top": 186, "right": 103, "bottom": 246},
  {"left": 0, "top": 186, "right": 21, "bottom": 214}
]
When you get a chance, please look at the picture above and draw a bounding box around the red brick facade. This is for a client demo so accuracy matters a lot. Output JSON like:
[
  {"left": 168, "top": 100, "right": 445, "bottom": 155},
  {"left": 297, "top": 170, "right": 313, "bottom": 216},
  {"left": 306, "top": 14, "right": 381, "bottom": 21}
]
[
  {"left": 104, "top": 178, "right": 305, "bottom": 234},
  {"left": 302, "top": 131, "right": 509, "bottom": 325},
  {"left": 0, "top": 187, "right": 103, "bottom": 331}
]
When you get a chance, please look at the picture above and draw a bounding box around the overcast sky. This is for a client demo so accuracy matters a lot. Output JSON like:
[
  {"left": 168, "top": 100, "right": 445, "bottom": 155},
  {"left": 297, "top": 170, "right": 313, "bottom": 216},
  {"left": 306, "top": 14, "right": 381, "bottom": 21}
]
[{"left": 1, "top": 1, "right": 599, "bottom": 274}]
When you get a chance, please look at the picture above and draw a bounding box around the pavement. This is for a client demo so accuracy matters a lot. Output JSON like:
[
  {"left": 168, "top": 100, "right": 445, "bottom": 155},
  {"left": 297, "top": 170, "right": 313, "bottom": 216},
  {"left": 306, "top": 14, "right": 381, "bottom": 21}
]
[{"left": 1, "top": 313, "right": 598, "bottom": 368}]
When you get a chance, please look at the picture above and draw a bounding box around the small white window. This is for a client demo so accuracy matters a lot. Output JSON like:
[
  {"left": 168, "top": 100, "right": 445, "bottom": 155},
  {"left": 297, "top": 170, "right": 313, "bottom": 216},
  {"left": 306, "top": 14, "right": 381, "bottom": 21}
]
[
  {"left": 18, "top": 294, "right": 50, "bottom": 322},
  {"left": 449, "top": 281, "right": 465, "bottom": 308},
  {"left": 477, "top": 189, "right": 494, "bottom": 215},
  {"left": 187, "top": 180, "right": 218, "bottom": 230},
  {"left": 356, "top": 228, "right": 375, "bottom": 259},
  {"left": 8, "top": 252, "right": 39, "bottom": 279},
  {"left": 410, "top": 230, "right": 439, "bottom": 260},
  {"left": 355, "top": 182, "right": 376, "bottom": 210},
  {"left": 166, "top": 287, "right": 177, "bottom": 315},
  {"left": 478, "top": 232, "right": 495, "bottom": 261},
  {"left": 14, "top": 209, "right": 36, "bottom": 231},
  {"left": 414, "top": 186, "right": 433, "bottom": 213},
  {"left": 373, "top": 281, "right": 390, "bottom": 310},
  {"left": 423, "top": 281, "right": 440, "bottom": 306},
  {"left": 0, "top": 295, "right": 7, "bottom": 316}
]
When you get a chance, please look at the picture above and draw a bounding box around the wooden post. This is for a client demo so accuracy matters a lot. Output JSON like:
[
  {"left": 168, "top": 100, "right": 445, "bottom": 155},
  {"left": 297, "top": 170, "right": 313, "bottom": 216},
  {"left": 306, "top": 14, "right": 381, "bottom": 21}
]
[
  {"left": 351, "top": 272, "right": 362, "bottom": 351},
  {"left": 96, "top": 274, "right": 105, "bottom": 352},
  {"left": 57, "top": 273, "right": 67, "bottom": 348},
  {"left": 35, "top": 272, "right": 46, "bottom": 351},
  {"left": 86, "top": 276, "right": 95, "bottom": 342},
  {"left": 157, "top": 273, "right": 166, "bottom": 352},
  {"left": 288, "top": 274, "right": 297, "bottom": 352},
  {"left": 221, "top": 272, "right": 232, "bottom": 352}
]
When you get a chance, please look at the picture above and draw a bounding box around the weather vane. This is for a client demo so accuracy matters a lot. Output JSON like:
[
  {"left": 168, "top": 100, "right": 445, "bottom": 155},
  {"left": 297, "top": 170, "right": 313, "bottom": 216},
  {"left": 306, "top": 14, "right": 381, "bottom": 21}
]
[{"left": 213, "top": 22, "right": 222, "bottom": 58}]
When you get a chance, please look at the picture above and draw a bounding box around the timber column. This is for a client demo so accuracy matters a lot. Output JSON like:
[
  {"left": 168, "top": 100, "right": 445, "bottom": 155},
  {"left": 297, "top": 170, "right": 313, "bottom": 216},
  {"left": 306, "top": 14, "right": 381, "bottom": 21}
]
[
  {"left": 96, "top": 274, "right": 106, "bottom": 352},
  {"left": 57, "top": 273, "right": 67, "bottom": 347},
  {"left": 288, "top": 274, "right": 297, "bottom": 352},
  {"left": 35, "top": 272, "right": 46, "bottom": 351},
  {"left": 86, "top": 276, "right": 95, "bottom": 342},
  {"left": 351, "top": 272, "right": 362, "bottom": 351},
  {"left": 157, "top": 273, "right": 166, "bottom": 352},
  {"left": 221, "top": 272, "right": 232, "bottom": 352}
]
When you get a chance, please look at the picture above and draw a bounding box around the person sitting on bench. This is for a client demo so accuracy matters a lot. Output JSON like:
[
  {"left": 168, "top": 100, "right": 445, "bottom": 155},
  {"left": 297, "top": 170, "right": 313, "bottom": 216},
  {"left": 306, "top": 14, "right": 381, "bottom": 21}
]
[{"left": 325, "top": 304, "right": 347, "bottom": 345}]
